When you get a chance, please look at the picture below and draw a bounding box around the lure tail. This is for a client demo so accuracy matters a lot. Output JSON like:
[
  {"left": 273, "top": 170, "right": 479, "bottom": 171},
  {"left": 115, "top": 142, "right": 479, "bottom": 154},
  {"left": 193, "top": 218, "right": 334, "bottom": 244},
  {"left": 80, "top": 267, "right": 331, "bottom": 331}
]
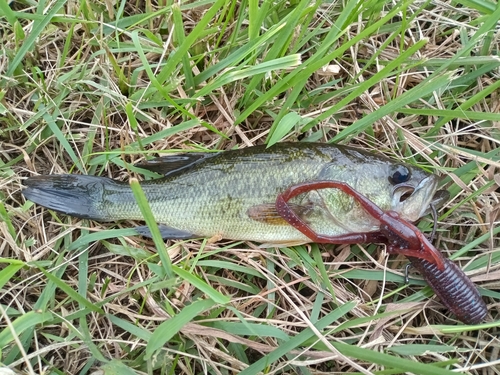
[
  {"left": 408, "top": 256, "right": 487, "bottom": 324},
  {"left": 22, "top": 174, "right": 126, "bottom": 221}
]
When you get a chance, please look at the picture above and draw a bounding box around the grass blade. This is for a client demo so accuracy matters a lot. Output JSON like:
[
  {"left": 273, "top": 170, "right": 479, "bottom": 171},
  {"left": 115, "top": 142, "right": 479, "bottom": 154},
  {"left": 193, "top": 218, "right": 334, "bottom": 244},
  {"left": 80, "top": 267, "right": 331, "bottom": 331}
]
[
  {"left": 145, "top": 298, "right": 217, "bottom": 359},
  {"left": 6, "top": 0, "right": 68, "bottom": 76},
  {"left": 129, "top": 178, "right": 173, "bottom": 279}
]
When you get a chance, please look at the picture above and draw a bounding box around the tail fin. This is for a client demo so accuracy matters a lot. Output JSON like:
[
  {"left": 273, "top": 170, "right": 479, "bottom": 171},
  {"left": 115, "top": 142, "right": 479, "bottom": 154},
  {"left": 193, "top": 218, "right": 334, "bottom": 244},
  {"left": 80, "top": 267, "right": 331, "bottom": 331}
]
[{"left": 23, "top": 174, "right": 120, "bottom": 221}]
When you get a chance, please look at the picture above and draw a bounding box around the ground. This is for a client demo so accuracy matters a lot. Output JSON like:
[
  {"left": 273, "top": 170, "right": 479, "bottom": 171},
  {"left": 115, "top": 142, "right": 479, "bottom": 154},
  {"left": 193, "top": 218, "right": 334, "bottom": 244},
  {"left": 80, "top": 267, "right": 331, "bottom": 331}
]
[{"left": 1, "top": 0, "right": 499, "bottom": 374}]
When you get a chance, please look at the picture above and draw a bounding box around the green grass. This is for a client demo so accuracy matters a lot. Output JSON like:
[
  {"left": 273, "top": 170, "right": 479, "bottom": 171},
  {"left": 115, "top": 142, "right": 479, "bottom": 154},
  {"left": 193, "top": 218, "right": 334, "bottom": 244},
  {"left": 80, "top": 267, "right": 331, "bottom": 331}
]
[{"left": 1, "top": 0, "right": 499, "bottom": 373}]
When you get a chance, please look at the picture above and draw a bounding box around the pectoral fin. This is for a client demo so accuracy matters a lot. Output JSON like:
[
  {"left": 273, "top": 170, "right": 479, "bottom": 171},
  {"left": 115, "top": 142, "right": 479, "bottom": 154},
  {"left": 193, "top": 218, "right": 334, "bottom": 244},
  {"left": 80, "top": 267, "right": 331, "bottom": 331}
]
[
  {"left": 135, "top": 225, "right": 196, "bottom": 240},
  {"left": 135, "top": 152, "right": 218, "bottom": 176},
  {"left": 247, "top": 203, "right": 311, "bottom": 226}
]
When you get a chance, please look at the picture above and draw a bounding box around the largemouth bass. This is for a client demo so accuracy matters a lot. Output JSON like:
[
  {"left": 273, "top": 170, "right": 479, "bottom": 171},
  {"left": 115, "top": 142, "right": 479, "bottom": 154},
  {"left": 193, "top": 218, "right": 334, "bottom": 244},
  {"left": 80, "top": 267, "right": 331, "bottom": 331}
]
[{"left": 22, "top": 143, "right": 448, "bottom": 246}]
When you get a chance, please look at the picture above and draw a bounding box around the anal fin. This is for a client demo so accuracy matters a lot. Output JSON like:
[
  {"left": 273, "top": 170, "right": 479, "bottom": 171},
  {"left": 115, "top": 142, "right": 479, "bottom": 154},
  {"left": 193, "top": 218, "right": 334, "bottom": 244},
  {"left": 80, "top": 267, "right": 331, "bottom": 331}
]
[{"left": 135, "top": 225, "right": 196, "bottom": 240}]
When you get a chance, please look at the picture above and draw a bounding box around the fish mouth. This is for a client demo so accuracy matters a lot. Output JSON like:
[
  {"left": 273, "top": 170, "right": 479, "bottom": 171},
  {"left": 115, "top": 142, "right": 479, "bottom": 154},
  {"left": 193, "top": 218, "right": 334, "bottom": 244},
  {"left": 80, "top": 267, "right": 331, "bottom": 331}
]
[{"left": 392, "top": 175, "right": 446, "bottom": 222}]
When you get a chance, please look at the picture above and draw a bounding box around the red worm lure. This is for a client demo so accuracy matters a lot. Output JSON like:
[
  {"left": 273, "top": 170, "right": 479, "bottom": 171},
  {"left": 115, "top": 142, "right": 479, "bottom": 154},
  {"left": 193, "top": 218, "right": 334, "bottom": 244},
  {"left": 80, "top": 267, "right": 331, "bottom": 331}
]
[
  {"left": 275, "top": 180, "right": 487, "bottom": 324},
  {"left": 408, "top": 256, "right": 486, "bottom": 324}
]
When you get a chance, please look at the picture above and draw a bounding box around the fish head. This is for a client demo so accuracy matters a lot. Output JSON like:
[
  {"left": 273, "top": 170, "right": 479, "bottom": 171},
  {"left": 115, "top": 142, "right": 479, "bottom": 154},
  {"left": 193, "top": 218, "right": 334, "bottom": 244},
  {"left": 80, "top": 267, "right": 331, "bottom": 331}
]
[
  {"left": 389, "top": 165, "right": 449, "bottom": 222},
  {"left": 317, "top": 154, "right": 449, "bottom": 225}
]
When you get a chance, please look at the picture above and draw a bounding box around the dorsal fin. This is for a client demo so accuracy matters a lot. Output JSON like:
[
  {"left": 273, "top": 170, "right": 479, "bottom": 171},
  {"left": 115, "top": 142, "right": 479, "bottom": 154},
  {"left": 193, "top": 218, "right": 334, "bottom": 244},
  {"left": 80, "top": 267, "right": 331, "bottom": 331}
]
[{"left": 135, "top": 152, "right": 218, "bottom": 176}]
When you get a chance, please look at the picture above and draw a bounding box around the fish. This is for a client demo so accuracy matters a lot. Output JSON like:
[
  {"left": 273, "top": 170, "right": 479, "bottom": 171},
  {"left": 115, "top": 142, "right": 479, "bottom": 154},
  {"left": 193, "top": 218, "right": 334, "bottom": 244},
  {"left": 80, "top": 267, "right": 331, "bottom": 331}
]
[{"left": 22, "top": 142, "right": 449, "bottom": 247}]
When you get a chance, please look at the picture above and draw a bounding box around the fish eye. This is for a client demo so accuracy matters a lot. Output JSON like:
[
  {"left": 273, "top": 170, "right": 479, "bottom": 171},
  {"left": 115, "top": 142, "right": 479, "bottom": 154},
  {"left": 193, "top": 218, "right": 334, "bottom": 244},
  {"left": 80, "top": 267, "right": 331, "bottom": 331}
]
[{"left": 389, "top": 165, "right": 411, "bottom": 185}]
